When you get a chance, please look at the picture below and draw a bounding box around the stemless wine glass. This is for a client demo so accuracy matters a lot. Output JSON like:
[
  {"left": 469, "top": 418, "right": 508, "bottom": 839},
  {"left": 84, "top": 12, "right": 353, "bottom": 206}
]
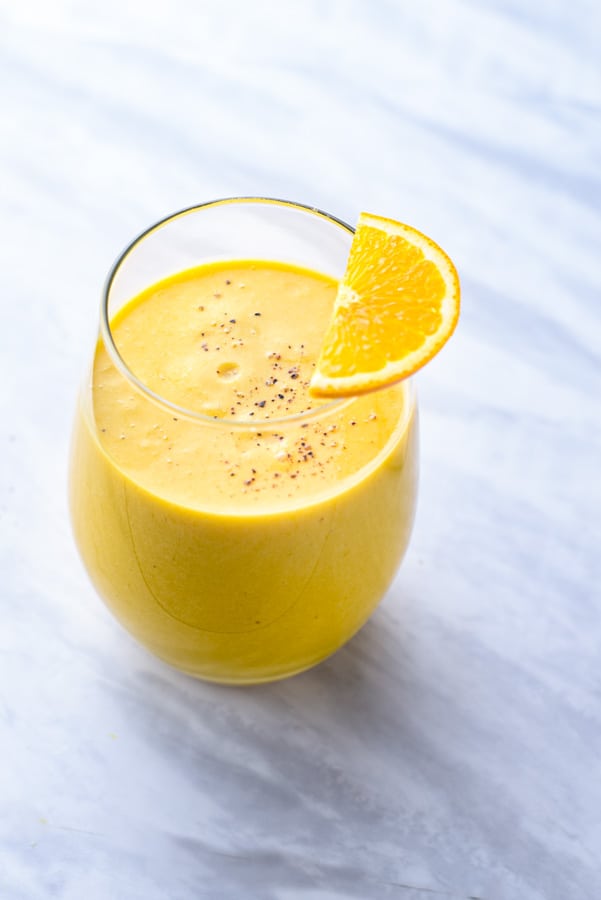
[{"left": 69, "top": 198, "right": 418, "bottom": 684}]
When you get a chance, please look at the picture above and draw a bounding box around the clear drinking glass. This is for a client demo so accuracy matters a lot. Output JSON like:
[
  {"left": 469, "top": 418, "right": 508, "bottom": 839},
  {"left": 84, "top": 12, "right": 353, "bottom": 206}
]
[{"left": 69, "top": 198, "right": 418, "bottom": 683}]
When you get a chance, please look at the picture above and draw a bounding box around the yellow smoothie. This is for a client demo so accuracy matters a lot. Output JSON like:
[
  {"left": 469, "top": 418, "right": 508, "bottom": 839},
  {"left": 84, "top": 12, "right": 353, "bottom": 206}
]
[{"left": 70, "top": 260, "right": 418, "bottom": 682}]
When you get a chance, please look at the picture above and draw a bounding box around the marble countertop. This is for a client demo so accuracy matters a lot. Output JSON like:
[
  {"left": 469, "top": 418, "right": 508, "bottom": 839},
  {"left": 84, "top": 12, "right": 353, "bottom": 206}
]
[{"left": 2, "top": 2, "right": 600, "bottom": 898}]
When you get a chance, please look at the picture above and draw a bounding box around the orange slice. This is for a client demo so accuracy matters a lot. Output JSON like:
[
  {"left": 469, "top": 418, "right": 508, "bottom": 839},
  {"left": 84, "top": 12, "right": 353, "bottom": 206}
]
[{"left": 309, "top": 212, "right": 460, "bottom": 397}]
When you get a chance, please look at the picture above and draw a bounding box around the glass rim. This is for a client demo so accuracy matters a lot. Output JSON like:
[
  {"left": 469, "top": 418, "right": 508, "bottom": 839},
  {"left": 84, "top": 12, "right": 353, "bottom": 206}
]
[{"left": 99, "top": 196, "right": 365, "bottom": 428}]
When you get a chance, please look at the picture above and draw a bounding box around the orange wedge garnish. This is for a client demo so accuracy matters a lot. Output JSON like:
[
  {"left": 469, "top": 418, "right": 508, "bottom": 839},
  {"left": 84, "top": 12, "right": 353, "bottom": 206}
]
[{"left": 310, "top": 212, "right": 460, "bottom": 397}]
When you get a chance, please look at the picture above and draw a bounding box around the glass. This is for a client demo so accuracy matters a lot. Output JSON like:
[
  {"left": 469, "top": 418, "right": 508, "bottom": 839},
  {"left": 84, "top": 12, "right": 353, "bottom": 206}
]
[{"left": 69, "top": 198, "right": 419, "bottom": 684}]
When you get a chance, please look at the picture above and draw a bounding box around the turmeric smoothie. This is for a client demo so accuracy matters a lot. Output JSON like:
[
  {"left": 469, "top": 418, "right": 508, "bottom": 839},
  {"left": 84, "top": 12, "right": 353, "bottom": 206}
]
[{"left": 70, "top": 259, "right": 418, "bottom": 682}]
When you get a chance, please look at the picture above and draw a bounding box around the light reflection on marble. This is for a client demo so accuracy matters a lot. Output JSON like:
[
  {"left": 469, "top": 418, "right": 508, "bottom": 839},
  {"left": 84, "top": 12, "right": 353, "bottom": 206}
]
[{"left": 1, "top": 1, "right": 600, "bottom": 898}]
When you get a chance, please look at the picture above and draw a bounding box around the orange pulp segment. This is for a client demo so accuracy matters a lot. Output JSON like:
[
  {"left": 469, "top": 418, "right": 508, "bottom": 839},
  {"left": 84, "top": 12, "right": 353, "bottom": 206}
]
[{"left": 309, "top": 212, "right": 460, "bottom": 397}]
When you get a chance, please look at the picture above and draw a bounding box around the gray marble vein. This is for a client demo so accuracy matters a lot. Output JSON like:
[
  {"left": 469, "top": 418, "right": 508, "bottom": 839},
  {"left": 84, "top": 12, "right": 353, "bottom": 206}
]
[{"left": 1, "top": 1, "right": 600, "bottom": 898}]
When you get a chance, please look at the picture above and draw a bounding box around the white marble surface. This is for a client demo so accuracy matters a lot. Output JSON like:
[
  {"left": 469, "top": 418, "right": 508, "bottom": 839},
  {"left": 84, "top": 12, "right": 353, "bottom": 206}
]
[{"left": 2, "top": 1, "right": 601, "bottom": 897}]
